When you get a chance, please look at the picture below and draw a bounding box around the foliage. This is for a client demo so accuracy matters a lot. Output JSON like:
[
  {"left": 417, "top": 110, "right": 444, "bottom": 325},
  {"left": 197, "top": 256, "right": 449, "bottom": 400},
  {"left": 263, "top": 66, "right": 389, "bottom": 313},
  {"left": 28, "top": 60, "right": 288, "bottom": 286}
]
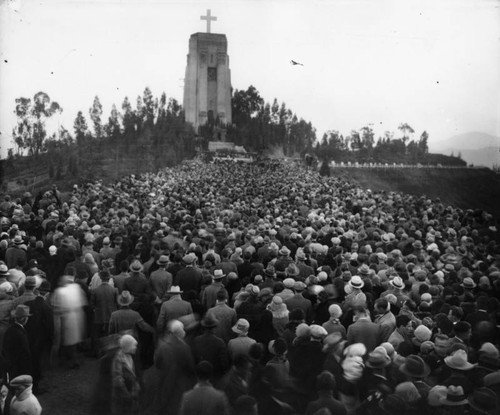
[{"left": 12, "top": 92, "right": 62, "bottom": 156}]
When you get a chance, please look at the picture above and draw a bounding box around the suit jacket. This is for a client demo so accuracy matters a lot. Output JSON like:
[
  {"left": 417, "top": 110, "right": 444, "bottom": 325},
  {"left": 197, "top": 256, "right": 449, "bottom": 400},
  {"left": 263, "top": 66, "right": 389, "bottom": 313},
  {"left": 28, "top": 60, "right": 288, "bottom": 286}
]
[
  {"left": 180, "top": 383, "right": 230, "bottom": 415},
  {"left": 156, "top": 297, "right": 193, "bottom": 334},
  {"left": 285, "top": 294, "right": 313, "bottom": 323},
  {"left": 206, "top": 303, "right": 237, "bottom": 343},
  {"left": 346, "top": 318, "right": 381, "bottom": 352},
  {"left": 192, "top": 332, "right": 230, "bottom": 380},
  {"left": 175, "top": 267, "right": 202, "bottom": 294},
  {"left": 91, "top": 283, "right": 118, "bottom": 324}
]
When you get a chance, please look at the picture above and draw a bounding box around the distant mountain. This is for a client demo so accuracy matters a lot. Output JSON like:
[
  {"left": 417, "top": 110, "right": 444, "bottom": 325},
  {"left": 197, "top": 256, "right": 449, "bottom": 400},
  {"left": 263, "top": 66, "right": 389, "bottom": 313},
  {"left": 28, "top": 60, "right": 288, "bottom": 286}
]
[{"left": 430, "top": 132, "right": 500, "bottom": 168}]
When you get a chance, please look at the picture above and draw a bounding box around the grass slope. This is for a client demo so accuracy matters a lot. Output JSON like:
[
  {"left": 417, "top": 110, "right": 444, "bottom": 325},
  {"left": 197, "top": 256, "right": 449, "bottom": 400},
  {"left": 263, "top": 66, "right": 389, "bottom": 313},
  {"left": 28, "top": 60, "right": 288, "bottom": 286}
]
[{"left": 330, "top": 168, "right": 500, "bottom": 218}]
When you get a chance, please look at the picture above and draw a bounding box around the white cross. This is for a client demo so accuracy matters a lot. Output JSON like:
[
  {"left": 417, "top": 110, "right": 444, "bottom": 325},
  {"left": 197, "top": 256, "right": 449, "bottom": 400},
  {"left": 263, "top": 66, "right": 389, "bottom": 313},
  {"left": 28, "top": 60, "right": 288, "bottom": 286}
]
[{"left": 200, "top": 9, "right": 217, "bottom": 33}]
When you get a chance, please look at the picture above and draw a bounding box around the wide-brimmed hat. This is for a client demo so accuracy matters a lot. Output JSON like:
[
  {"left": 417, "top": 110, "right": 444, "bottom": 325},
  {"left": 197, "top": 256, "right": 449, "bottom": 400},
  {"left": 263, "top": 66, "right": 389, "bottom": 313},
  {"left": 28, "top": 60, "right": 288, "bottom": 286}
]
[
  {"left": 11, "top": 304, "right": 32, "bottom": 319},
  {"left": 399, "top": 355, "right": 431, "bottom": 378},
  {"left": 366, "top": 346, "right": 391, "bottom": 368},
  {"left": 117, "top": 290, "right": 134, "bottom": 306},
  {"left": 0, "top": 263, "right": 9, "bottom": 276},
  {"left": 157, "top": 255, "right": 169, "bottom": 266},
  {"left": 444, "top": 349, "right": 475, "bottom": 371},
  {"left": 232, "top": 318, "right": 250, "bottom": 334},
  {"left": 348, "top": 275, "right": 364, "bottom": 289},
  {"left": 279, "top": 246, "right": 290, "bottom": 256},
  {"left": 461, "top": 277, "right": 476, "bottom": 289},
  {"left": 441, "top": 385, "right": 468, "bottom": 406},
  {"left": 468, "top": 387, "right": 498, "bottom": 415},
  {"left": 201, "top": 314, "right": 219, "bottom": 328},
  {"left": 129, "top": 260, "right": 143, "bottom": 273},
  {"left": 167, "top": 286, "right": 183, "bottom": 295},
  {"left": 390, "top": 276, "right": 404, "bottom": 289},
  {"left": 213, "top": 269, "right": 225, "bottom": 280}
]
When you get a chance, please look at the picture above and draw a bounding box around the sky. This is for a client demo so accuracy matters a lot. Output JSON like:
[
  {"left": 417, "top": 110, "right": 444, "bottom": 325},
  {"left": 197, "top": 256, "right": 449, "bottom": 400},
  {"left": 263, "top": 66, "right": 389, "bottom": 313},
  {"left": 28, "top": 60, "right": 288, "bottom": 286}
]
[{"left": 1, "top": 0, "right": 499, "bottom": 158}]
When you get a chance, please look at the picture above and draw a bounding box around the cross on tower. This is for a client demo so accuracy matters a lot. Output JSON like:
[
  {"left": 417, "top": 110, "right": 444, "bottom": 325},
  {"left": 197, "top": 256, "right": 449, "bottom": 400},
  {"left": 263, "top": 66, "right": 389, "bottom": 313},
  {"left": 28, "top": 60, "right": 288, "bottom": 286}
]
[{"left": 200, "top": 9, "right": 217, "bottom": 33}]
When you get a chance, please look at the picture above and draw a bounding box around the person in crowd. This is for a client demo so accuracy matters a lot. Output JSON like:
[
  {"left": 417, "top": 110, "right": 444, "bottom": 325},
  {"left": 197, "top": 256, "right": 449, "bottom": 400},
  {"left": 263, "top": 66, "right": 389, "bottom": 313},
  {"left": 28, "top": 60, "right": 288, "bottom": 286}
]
[{"left": 8, "top": 375, "right": 41, "bottom": 415}]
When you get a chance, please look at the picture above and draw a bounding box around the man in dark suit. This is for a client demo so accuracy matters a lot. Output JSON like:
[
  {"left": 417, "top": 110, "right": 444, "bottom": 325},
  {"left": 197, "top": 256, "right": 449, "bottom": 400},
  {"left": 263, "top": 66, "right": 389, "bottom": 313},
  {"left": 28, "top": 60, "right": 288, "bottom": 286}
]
[
  {"left": 175, "top": 254, "right": 202, "bottom": 295},
  {"left": 285, "top": 281, "right": 313, "bottom": 323},
  {"left": 179, "top": 361, "right": 230, "bottom": 415},
  {"left": 346, "top": 306, "right": 381, "bottom": 352},
  {"left": 2, "top": 305, "right": 33, "bottom": 380}
]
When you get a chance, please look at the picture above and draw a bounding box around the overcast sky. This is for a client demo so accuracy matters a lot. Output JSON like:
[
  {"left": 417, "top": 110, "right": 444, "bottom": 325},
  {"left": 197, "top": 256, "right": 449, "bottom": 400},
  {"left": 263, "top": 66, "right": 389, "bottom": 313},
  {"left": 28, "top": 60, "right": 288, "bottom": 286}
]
[{"left": 1, "top": 0, "right": 499, "bottom": 158}]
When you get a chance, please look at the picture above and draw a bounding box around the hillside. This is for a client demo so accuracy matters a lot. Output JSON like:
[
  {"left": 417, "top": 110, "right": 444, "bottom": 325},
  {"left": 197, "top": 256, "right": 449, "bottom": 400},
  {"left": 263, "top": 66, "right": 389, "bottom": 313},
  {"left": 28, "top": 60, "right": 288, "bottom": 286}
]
[
  {"left": 431, "top": 132, "right": 500, "bottom": 168},
  {"left": 330, "top": 167, "right": 500, "bottom": 218}
]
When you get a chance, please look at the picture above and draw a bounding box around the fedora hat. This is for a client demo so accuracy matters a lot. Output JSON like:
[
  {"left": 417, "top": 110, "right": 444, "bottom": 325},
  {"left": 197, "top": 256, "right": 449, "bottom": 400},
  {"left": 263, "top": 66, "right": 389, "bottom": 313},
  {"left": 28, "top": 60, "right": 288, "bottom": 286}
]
[
  {"left": 366, "top": 346, "right": 391, "bottom": 368},
  {"left": 0, "top": 263, "right": 10, "bottom": 277},
  {"left": 264, "top": 265, "right": 276, "bottom": 277},
  {"left": 296, "top": 250, "right": 306, "bottom": 261},
  {"left": 232, "top": 318, "right": 250, "bottom": 335},
  {"left": 468, "top": 387, "right": 498, "bottom": 415},
  {"left": 129, "top": 260, "right": 143, "bottom": 273},
  {"left": 117, "top": 290, "right": 134, "bottom": 306},
  {"left": 213, "top": 269, "right": 225, "bottom": 280},
  {"left": 441, "top": 385, "right": 468, "bottom": 406},
  {"left": 390, "top": 276, "right": 404, "bottom": 289},
  {"left": 286, "top": 263, "right": 300, "bottom": 277},
  {"left": 399, "top": 354, "right": 430, "bottom": 378},
  {"left": 201, "top": 314, "right": 219, "bottom": 328},
  {"left": 157, "top": 255, "right": 169, "bottom": 266},
  {"left": 444, "top": 349, "right": 475, "bottom": 371},
  {"left": 461, "top": 277, "right": 476, "bottom": 289},
  {"left": 348, "top": 275, "right": 364, "bottom": 289},
  {"left": 183, "top": 254, "right": 195, "bottom": 264},
  {"left": 167, "top": 286, "right": 183, "bottom": 295},
  {"left": 358, "top": 264, "right": 371, "bottom": 276},
  {"left": 13, "top": 235, "right": 23, "bottom": 245},
  {"left": 279, "top": 246, "right": 290, "bottom": 256},
  {"left": 11, "top": 304, "right": 32, "bottom": 319}
]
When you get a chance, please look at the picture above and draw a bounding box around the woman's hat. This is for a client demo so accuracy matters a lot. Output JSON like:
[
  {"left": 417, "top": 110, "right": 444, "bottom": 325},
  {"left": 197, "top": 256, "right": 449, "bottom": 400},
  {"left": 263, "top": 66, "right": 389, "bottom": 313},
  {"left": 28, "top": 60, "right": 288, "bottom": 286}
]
[
  {"left": 157, "top": 255, "right": 169, "bottom": 266},
  {"left": 399, "top": 354, "right": 431, "bottom": 378},
  {"left": 444, "top": 349, "right": 475, "bottom": 371},
  {"left": 441, "top": 385, "right": 468, "bottom": 406},
  {"left": 129, "top": 260, "right": 143, "bottom": 273},
  {"left": 468, "top": 387, "right": 498, "bottom": 415},
  {"left": 117, "top": 290, "right": 134, "bottom": 306},
  {"left": 366, "top": 346, "right": 391, "bottom": 368},
  {"left": 232, "top": 318, "right": 250, "bottom": 335},
  {"left": 348, "top": 275, "right": 364, "bottom": 289}
]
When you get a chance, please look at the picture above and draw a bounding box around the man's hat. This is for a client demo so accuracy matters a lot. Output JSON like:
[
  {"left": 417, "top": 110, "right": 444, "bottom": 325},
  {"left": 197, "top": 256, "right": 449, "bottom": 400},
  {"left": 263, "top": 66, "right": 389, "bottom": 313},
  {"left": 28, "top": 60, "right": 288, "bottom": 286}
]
[
  {"left": 232, "top": 318, "right": 250, "bottom": 335},
  {"left": 201, "top": 314, "right": 219, "bottom": 328},
  {"left": 24, "top": 276, "right": 37, "bottom": 289},
  {"left": 213, "top": 269, "right": 225, "bottom": 280},
  {"left": 11, "top": 304, "right": 32, "bottom": 319},
  {"left": 117, "top": 290, "right": 134, "bottom": 306},
  {"left": 348, "top": 275, "right": 364, "bottom": 289},
  {"left": 366, "top": 346, "right": 391, "bottom": 368},
  {"left": 0, "top": 263, "right": 10, "bottom": 276},
  {"left": 444, "top": 349, "right": 475, "bottom": 371},
  {"left": 183, "top": 254, "right": 195, "bottom": 264},
  {"left": 390, "top": 276, "right": 404, "bottom": 289},
  {"left": 286, "top": 263, "right": 300, "bottom": 277},
  {"left": 399, "top": 354, "right": 430, "bottom": 378},
  {"left": 461, "top": 277, "right": 476, "bottom": 289},
  {"left": 283, "top": 278, "right": 295, "bottom": 289},
  {"left": 167, "top": 286, "right": 183, "bottom": 295},
  {"left": 468, "top": 387, "right": 498, "bottom": 415},
  {"left": 13, "top": 235, "right": 23, "bottom": 245},
  {"left": 157, "top": 255, "right": 169, "bottom": 266},
  {"left": 264, "top": 265, "right": 276, "bottom": 277},
  {"left": 441, "top": 385, "right": 468, "bottom": 406},
  {"left": 129, "top": 260, "right": 143, "bottom": 273}
]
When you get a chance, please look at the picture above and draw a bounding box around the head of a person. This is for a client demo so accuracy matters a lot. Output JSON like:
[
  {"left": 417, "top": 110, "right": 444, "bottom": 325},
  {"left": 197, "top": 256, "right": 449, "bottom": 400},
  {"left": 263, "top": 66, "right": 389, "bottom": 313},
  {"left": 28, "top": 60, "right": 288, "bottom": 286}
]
[
  {"left": 233, "top": 395, "right": 258, "bottom": 415},
  {"left": 316, "top": 370, "right": 336, "bottom": 392},
  {"left": 395, "top": 314, "right": 412, "bottom": 335},
  {"left": 434, "top": 334, "right": 451, "bottom": 357},
  {"left": 9, "top": 375, "right": 33, "bottom": 398},
  {"left": 119, "top": 334, "right": 138, "bottom": 355},
  {"left": 168, "top": 319, "right": 185, "bottom": 339},
  {"left": 195, "top": 360, "right": 213, "bottom": 382}
]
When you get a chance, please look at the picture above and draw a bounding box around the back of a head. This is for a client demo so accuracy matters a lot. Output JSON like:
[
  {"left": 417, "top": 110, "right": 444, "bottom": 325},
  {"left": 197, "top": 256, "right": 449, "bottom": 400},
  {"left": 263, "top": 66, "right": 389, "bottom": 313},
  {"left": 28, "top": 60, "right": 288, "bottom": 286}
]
[
  {"left": 196, "top": 360, "right": 213, "bottom": 381},
  {"left": 316, "top": 370, "right": 336, "bottom": 391},
  {"left": 233, "top": 395, "right": 258, "bottom": 415}
]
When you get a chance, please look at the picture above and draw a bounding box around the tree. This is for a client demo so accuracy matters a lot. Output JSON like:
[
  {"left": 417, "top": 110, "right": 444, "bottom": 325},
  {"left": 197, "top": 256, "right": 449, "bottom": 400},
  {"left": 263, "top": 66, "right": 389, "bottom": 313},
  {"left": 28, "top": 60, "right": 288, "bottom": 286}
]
[
  {"left": 398, "top": 123, "right": 415, "bottom": 144},
  {"left": 89, "top": 96, "right": 103, "bottom": 139},
  {"left": 105, "top": 104, "right": 122, "bottom": 141},
  {"left": 419, "top": 131, "right": 429, "bottom": 154},
  {"left": 12, "top": 92, "right": 62, "bottom": 155},
  {"left": 74, "top": 111, "right": 89, "bottom": 145}
]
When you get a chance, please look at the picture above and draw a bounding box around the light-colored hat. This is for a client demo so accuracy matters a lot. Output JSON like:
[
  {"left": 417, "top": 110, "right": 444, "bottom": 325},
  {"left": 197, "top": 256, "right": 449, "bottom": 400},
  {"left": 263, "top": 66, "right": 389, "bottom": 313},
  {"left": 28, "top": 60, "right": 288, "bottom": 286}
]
[
  {"left": 328, "top": 304, "right": 342, "bottom": 319},
  {"left": 414, "top": 325, "right": 432, "bottom": 343},
  {"left": 366, "top": 346, "right": 391, "bottom": 368},
  {"left": 232, "top": 318, "right": 250, "bottom": 335},
  {"left": 157, "top": 255, "right": 169, "bottom": 266},
  {"left": 348, "top": 275, "right": 364, "bottom": 289},
  {"left": 10, "top": 375, "right": 33, "bottom": 387},
  {"left": 283, "top": 278, "right": 295, "bottom": 289},
  {"left": 390, "top": 276, "right": 404, "bottom": 289},
  {"left": 117, "top": 290, "right": 134, "bottom": 306},
  {"left": 441, "top": 385, "right": 468, "bottom": 406},
  {"left": 213, "top": 269, "right": 225, "bottom": 280},
  {"left": 167, "top": 286, "right": 183, "bottom": 295},
  {"left": 310, "top": 324, "right": 328, "bottom": 339},
  {"left": 183, "top": 254, "right": 196, "bottom": 264},
  {"left": 444, "top": 349, "right": 475, "bottom": 371}
]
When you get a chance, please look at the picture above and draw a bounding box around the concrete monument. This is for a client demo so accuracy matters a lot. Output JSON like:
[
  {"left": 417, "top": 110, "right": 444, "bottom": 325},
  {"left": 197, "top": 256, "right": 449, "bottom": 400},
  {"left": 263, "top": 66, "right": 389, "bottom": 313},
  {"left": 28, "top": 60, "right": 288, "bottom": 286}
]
[{"left": 183, "top": 10, "right": 232, "bottom": 134}]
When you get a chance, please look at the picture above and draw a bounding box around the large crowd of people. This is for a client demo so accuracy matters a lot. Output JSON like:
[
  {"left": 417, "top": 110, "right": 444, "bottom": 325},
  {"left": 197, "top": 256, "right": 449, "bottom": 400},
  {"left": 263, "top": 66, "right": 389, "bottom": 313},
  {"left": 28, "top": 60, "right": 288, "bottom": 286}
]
[{"left": 0, "top": 158, "right": 499, "bottom": 415}]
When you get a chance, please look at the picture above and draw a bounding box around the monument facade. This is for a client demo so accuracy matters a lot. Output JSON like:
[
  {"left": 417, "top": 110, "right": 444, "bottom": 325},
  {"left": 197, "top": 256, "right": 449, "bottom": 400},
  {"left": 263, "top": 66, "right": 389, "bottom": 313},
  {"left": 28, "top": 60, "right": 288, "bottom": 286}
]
[{"left": 183, "top": 10, "right": 232, "bottom": 132}]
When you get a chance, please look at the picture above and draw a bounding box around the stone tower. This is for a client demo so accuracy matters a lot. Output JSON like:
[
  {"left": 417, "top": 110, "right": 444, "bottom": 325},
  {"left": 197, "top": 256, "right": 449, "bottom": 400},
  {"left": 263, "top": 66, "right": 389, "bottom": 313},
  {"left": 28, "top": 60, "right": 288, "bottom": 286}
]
[{"left": 183, "top": 10, "right": 232, "bottom": 133}]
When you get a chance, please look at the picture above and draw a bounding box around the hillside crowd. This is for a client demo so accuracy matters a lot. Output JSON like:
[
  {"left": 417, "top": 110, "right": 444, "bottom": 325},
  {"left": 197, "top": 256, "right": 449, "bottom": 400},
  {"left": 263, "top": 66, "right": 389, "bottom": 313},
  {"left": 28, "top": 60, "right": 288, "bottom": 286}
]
[{"left": 0, "top": 159, "right": 499, "bottom": 415}]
